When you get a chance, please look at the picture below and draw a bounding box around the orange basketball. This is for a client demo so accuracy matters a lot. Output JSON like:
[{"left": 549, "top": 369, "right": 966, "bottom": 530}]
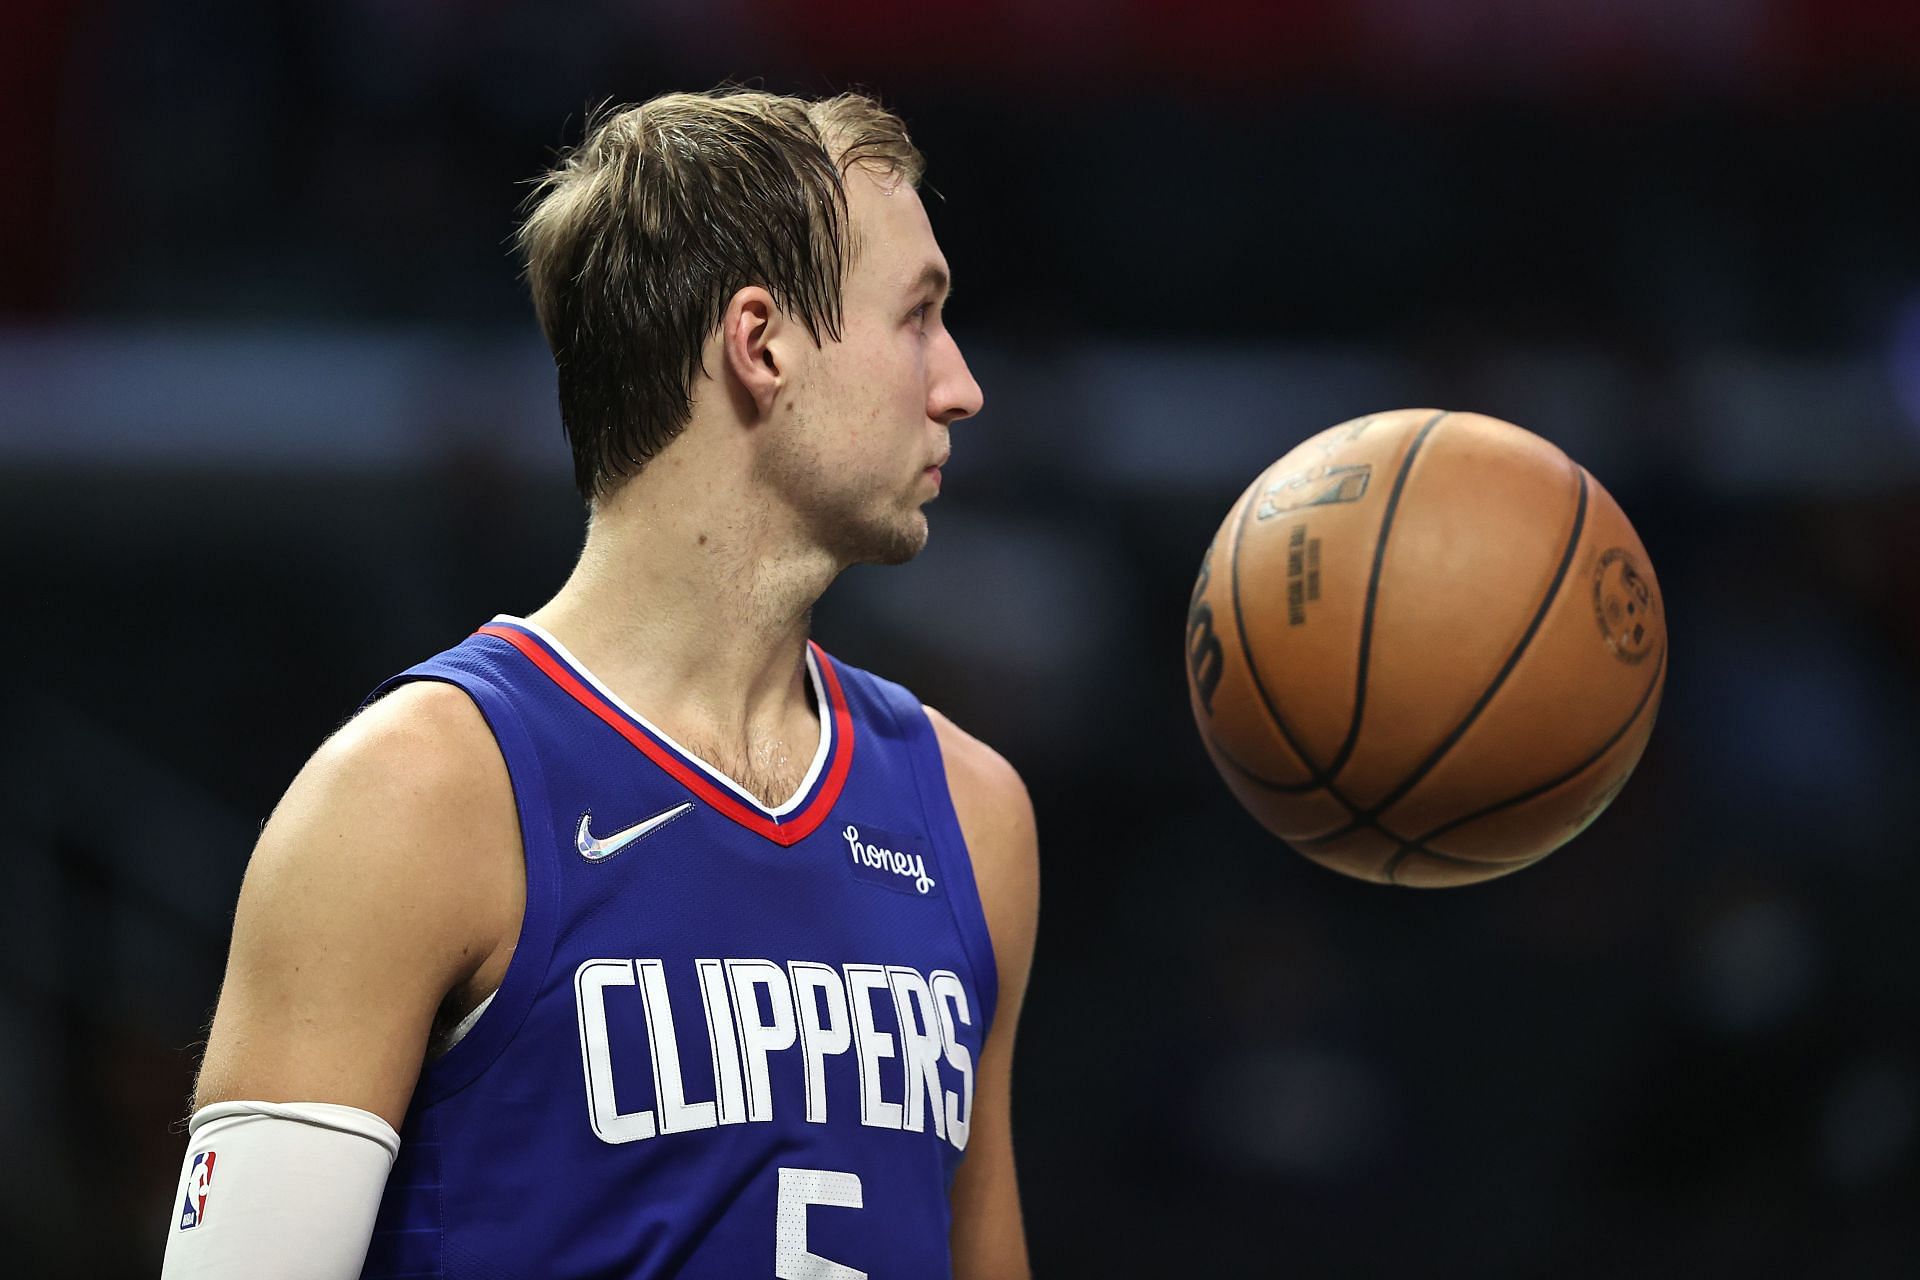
[{"left": 1185, "top": 409, "right": 1667, "bottom": 887}]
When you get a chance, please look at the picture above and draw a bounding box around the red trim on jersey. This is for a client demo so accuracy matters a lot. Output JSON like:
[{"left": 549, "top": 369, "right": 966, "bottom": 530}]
[{"left": 475, "top": 624, "right": 854, "bottom": 847}]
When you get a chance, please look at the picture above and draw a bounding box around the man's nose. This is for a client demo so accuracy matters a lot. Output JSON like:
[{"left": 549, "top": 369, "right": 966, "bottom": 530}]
[{"left": 933, "top": 332, "right": 984, "bottom": 424}]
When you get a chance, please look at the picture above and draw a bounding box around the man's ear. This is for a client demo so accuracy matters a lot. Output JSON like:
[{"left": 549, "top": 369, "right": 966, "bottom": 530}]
[{"left": 721, "top": 286, "right": 785, "bottom": 418}]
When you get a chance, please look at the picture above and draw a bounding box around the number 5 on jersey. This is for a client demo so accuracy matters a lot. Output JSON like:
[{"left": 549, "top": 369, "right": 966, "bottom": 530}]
[{"left": 776, "top": 1168, "right": 864, "bottom": 1280}]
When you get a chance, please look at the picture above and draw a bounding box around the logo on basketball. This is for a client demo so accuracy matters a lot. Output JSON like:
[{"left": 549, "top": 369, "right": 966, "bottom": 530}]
[
  {"left": 1591, "top": 547, "right": 1657, "bottom": 664},
  {"left": 178, "top": 1150, "right": 215, "bottom": 1230},
  {"left": 1255, "top": 462, "right": 1371, "bottom": 520}
]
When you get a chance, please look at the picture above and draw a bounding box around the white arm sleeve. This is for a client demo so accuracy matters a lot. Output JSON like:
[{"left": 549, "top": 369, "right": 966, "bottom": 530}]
[{"left": 160, "top": 1101, "right": 402, "bottom": 1280}]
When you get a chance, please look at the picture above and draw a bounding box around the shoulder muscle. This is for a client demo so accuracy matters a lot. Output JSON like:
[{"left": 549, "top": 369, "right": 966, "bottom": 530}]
[
  {"left": 924, "top": 706, "right": 1038, "bottom": 1013},
  {"left": 193, "top": 679, "right": 523, "bottom": 1127}
]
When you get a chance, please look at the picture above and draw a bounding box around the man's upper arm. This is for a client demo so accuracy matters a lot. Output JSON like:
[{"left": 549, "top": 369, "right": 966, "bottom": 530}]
[
  {"left": 926, "top": 705, "right": 1038, "bottom": 1280},
  {"left": 192, "top": 681, "right": 523, "bottom": 1130}
]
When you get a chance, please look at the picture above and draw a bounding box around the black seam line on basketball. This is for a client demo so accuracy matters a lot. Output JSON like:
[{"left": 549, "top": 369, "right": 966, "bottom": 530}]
[
  {"left": 1384, "top": 844, "right": 1555, "bottom": 884},
  {"left": 1228, "top": 457, "right": 1360, "bottom": 814},
  {"left": 1409, "top": 641, "right": 1667, "bottom": 856},
  {"left": 1390, "top": 840, "right": 1420, "bottom": 882},
  {"left": 1321, "top": 410, "right": 1450, "bottom": 786},
  {"left": 1205, "top": 729, "right": 1326, "bottom": 794},
  {"left": 1298, "top": 460, "right": 1590, "bottom": 850},
  {"left": 1377, "top": 641, "right": 1666, "bottom": 875}
]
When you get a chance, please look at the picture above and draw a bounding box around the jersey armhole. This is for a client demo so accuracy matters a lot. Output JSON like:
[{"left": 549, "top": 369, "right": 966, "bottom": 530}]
[
  {"left": 871, "top": 684, "right": 1002, "bottom": 1036},
  {"left": 361, "top": 664, "right": 563, "bottom": 1110}
]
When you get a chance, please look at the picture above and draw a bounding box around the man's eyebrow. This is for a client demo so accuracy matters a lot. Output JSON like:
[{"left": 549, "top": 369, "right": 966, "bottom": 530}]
[{"left": 910, "top": 263, "right": 952, "bottom": 300}]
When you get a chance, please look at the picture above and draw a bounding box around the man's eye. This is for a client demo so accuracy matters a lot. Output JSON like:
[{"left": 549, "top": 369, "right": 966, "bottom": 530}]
[{"left": 910, "top": 303, "right": 930, "bottom": 325}]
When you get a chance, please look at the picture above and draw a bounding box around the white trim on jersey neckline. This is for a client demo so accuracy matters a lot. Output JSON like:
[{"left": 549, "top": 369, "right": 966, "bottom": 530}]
[{"left": 491, "top": 614, "right": 834, "bottom": 819}]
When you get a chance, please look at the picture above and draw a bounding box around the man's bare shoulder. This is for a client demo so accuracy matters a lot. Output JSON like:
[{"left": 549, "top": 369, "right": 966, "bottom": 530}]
[
  {"left": 921, "top": 705, "right": 1031, "bottom": 827},
  {"left": 304, "top": 679, "right": 504, "bottom": 814},
  {"left": 920, "top": 706, "right": 1038, "bottom": 990},
  {"left": 193, "top": 680, "right": 521, "bottom": 1122},
  {"left": 248, "top": 677, "right": 521, "bottom": 969}
]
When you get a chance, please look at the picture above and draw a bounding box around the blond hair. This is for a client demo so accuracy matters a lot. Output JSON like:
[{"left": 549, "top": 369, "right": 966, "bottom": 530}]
[{"left": 516, "top": 88, "right": 926, "bottom": 500}]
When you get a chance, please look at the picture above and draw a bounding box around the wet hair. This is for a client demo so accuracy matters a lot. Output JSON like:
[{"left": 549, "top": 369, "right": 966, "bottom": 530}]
[{"left": 516, "top": 88, "right": 925, "bottom": 500}]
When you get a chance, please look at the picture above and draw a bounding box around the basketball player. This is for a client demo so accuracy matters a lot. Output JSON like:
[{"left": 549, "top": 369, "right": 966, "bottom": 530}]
[{"left": 162, "top": 90, "right": 1035, "bottom": 1279}]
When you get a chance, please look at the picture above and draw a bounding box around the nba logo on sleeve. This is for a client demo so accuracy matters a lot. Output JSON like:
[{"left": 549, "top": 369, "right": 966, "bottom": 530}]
[{"left": 179, "top": 1151, "right": 215, "bottom": 1230}]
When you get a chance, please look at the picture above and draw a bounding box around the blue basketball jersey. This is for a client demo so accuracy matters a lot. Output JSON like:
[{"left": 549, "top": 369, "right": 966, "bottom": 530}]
[{"left": 357, "top": 616, "right": 999, "bottom": 1280}]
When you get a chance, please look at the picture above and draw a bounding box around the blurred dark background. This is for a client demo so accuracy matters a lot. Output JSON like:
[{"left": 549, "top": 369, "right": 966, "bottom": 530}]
[{"left": 6, "top": 1, "right": 1920, "bottom": 1275}]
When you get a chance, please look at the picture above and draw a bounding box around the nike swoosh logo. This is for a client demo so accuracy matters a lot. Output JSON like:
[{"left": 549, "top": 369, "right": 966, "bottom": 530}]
[{"left": 577, "top": 801, "right": 695, "bottom": 862}]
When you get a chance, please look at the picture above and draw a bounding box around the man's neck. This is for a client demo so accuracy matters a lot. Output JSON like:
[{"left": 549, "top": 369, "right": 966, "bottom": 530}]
[{"left": 526, "top": 459, "right": 840, "bottom": 798}]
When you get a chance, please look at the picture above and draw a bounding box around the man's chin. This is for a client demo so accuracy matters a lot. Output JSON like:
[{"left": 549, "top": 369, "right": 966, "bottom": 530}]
[
  {"left": 847, "top": 510, "right": 928, "bottom": 567},
  {"left": 869, "top": 516, "right": 929, "bottom": 567},
  {"left": 812, "top": 497, "right": 929, "bottom": 568}
]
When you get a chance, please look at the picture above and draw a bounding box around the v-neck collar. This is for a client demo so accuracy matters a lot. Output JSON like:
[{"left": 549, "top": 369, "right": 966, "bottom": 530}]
[{"left": 475, "top": 615, "right": 855, "bottom": 847}]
